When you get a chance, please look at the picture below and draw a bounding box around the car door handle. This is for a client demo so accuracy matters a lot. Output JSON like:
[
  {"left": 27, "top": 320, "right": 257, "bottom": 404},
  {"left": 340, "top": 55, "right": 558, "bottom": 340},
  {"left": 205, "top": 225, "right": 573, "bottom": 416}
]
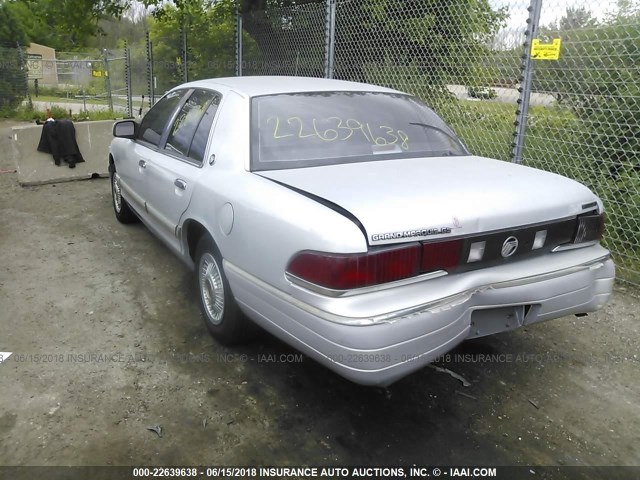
[
  {"left": 174, "top": 179, "right": 187, "bottom": 190},
  {"left": 138, "top": 160, "right": 147, "bottom": 169}
]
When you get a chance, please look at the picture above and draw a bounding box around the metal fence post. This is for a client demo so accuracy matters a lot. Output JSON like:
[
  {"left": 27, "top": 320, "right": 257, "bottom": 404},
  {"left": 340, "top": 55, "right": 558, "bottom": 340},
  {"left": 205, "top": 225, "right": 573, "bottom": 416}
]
[
  {"left": 181, "top": 24, "right": 188, "bottom": 83},
  {"left": 145, "top": 31, "right": 155, "bottom": 108},
  {"left": 124, "top": 41, "right": 133, "bottom": 118},
  {"left": 511, "top": 0, "right": 543, "bottom": 164},
  {"left": 236, "top": 4, "right": 243, "bottom": 77},
  {"left": 324, "top": 0, "right": 336, "bottom": 79},
  {"left": 16, "top": 42, "right": 30, "bottom": 106},
  {"left": 102, "top": 49, "right": 114, "bottom": 112}
]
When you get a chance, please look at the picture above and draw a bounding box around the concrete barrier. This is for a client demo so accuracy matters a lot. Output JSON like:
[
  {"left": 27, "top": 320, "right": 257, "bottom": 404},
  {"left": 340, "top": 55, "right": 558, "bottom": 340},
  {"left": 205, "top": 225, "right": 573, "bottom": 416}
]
[{"left": 12, "top": 120, "right": 115, "bottom": 186}]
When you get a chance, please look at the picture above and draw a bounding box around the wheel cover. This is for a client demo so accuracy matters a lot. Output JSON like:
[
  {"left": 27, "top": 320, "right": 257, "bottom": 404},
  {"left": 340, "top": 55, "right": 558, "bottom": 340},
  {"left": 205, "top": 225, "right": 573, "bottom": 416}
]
[
  {"left": 112, "top": 173, "right": 122, "bottom": 213},
  {"left": 199, "top": 252, "right": 225, "bottom": 325}
]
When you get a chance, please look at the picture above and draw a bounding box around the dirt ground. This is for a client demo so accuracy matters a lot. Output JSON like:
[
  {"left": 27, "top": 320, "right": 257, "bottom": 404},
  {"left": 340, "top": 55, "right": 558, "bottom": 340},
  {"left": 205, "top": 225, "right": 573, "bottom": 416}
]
[{"left": 0, "top": 120, "right": 638, "bottom": 474}]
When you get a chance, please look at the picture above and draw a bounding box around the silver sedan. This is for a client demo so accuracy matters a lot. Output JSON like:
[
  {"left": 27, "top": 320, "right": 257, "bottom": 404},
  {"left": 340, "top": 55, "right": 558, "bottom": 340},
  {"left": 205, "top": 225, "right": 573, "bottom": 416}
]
[{"left": 109, "top": 76, "right": 615, "bottom": 386}]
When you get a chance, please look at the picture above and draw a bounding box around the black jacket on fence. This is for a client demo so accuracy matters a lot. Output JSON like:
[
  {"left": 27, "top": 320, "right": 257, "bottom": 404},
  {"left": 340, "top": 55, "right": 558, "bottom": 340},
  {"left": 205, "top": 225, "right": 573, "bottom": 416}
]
[{"left": 37, "top": 119, "right": 85, "bottom": 165}]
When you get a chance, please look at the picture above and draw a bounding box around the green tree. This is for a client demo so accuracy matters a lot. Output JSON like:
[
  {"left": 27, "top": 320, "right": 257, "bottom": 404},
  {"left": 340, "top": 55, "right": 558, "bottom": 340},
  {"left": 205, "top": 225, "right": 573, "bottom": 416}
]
[
  {"left": 7, "top": 0, "right": 131, "bottom": 50},
  {"left": 149, "top": 0, "right": 259, "bottom": 94},
  {"left": 90, "top": 16, "right": 150, "bottom": 50},
  {"left": 542, "top": 6, "right": 598, "bottom": 31},
  {"left": 241, "top": 0, "right": 327, "bottom": 77},
  {"left": 335, "top": 0, "right": 506, "bottom": 92},
  {"left": 0, "top": 3, "right": 28, "bottom": 113}
]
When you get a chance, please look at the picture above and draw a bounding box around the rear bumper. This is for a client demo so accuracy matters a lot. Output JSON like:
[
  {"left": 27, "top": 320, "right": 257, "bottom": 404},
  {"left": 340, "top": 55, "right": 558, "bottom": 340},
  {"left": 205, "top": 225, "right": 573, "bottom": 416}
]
[{"left": 226, "top": 248, "right": 615, "bottom": 386}]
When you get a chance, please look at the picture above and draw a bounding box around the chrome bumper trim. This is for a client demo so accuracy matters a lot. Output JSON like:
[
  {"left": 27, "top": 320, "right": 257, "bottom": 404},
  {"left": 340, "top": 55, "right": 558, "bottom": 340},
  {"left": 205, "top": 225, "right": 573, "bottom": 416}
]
[
  {"left": 284, "top": 270, "right": 448, "bottom": 298},
  {"left": 552, "top": 241, "right": 597, "bottom": 252}
]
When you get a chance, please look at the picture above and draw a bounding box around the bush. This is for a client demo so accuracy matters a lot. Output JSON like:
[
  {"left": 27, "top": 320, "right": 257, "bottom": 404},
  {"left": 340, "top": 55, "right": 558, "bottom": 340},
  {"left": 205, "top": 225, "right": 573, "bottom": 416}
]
[{"left": 467, "top": 86, "right": 497, "bottom": 100}]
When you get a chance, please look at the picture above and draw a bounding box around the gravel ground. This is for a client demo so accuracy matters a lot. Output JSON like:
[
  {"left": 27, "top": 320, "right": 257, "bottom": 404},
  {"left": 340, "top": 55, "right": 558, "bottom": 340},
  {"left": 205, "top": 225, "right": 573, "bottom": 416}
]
[{"left": 0, "top": 120, "right": 638, "bottom": 476}]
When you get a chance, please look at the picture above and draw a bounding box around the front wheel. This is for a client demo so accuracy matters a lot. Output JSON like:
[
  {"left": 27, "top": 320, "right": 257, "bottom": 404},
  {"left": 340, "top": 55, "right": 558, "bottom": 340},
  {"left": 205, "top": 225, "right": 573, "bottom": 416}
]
[
  {"left": 195, "top": 236, "right": 252, "bottom": 344},
  {"left": 111, "top": 171, "right": 138, "bottom": 224}
]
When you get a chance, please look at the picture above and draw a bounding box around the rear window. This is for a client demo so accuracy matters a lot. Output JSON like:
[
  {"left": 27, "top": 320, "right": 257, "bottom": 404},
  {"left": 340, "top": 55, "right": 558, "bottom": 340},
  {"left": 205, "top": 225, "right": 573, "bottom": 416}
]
[{"left": 250, "top": 91, "right": 468, "bottom": 171}]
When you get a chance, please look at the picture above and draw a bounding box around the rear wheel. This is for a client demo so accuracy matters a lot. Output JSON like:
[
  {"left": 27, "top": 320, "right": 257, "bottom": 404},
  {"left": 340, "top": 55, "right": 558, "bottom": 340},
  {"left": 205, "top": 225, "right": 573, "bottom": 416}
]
[
  {"left": 111, "top": 171, "right": 138, "bottom": 224},
  {"left": 195, "top": 235, "right": 252, "bottom": 344}
]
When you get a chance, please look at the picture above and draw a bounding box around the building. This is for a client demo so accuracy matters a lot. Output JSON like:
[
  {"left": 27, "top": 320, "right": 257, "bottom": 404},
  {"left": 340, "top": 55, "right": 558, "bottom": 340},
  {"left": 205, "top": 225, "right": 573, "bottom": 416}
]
[{"left": 26, "top": 42, "right": 58, "bottom": 87}]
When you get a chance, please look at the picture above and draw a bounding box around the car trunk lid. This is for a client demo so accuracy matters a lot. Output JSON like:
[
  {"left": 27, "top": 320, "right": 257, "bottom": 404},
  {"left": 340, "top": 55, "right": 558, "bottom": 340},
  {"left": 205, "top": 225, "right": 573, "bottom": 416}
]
[{"left": 258, "top": 155, "right": 599, "bottom": 246}]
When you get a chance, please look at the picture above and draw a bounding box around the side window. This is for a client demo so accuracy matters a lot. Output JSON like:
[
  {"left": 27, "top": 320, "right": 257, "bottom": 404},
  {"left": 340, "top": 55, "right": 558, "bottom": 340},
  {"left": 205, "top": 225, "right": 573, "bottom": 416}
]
[
  {"left": 165, "top": 90, "right": 218, "bottom": 161},
  {"left": 137, "top": 91, "right": 184, "bottom": 146},
  {"left": 187, "top": 95, "right": 220, "bottom": 163}
]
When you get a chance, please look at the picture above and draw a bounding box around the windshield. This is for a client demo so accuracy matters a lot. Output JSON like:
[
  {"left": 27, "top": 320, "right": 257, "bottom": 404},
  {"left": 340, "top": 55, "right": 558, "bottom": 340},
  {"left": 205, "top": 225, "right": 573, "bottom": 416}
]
[{"left": 250, "top": 91, "right": 468, "bottom": 171}]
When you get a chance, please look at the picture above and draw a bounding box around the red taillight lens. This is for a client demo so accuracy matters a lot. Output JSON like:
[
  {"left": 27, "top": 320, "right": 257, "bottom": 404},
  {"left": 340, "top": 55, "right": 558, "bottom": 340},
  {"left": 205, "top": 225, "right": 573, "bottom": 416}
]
[
  {"left": 287, "top": 244, "right": 421, "bottom": 290},
  {"left": 573, "top": 213, "right": 605, "bottom": 243},
  {"left": 421, "top": 239, "right": 463, "bottom": 272}
]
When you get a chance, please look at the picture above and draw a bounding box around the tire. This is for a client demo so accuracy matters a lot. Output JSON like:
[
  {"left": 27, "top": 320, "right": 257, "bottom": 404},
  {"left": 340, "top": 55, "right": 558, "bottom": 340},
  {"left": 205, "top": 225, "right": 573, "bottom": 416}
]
[
  {"left": 195, "top": 235, "right": 252, "bottom": 344},
  {"left": 111, "top": 171, "right": 138, "bottom": 224}
]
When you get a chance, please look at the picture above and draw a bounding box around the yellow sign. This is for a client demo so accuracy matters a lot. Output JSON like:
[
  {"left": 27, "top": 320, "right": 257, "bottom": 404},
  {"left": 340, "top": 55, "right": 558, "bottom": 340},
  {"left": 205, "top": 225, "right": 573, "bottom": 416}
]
[
  {"left": 531, "top": 38, "right": 562, "bottom": 60},
  {"left": 92, "top": 70, "right": 109, "bottom": 77}
]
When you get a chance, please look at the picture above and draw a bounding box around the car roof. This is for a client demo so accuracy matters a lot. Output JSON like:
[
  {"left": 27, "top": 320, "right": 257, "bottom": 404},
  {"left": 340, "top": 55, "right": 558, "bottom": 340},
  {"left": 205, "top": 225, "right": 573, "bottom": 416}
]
[{"left": 174, "top": 76, "right": 404, "bottom": 97}]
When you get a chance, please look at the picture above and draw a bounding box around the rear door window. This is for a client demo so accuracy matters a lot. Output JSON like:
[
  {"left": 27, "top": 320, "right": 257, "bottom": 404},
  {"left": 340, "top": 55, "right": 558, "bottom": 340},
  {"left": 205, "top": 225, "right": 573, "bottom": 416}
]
[
  {"left": 187, "top": 95, "right": 221, "bottom": 163},
  {"left": 165, "top": 90, "right": 219, "bottom": 161}
]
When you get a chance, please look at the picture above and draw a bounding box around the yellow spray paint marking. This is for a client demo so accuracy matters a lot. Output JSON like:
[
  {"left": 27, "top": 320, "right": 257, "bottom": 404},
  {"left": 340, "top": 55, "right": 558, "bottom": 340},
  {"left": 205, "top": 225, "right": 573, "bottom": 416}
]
[{"left": 531, "top": 38, "right": 562, "bottom": 60}]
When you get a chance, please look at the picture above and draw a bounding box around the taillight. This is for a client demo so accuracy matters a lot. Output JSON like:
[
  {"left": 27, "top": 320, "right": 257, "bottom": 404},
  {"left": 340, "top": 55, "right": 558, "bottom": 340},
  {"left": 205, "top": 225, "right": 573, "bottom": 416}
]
[
  {"left": 573, "top": 213, "right": 605, "bottom": 243},
  {"left": 421, "top": 239, "right": 463, "bottom": 272},
  {"left": 287, "top": 239, "right": 465, "bottom": 291},
  {"left": 287, "top": 244, "right": 421, "bottom": 290}
]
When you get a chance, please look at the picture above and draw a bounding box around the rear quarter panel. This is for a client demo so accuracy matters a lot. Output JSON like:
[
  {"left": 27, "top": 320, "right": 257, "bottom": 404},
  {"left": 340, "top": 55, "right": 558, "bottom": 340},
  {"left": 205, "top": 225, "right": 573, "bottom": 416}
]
[{"left": 186, "top": 171, "right": 368, "bottom": 292}]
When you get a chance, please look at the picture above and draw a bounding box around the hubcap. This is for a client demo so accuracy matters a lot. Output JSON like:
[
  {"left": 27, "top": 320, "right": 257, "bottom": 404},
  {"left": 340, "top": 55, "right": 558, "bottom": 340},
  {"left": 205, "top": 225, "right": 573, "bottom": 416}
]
[
  {"left": 112, "top": 173, "right": 122, "bottom": 213},
  {"left": 199, "top": 252, "right": 225, "bottom": 325}
]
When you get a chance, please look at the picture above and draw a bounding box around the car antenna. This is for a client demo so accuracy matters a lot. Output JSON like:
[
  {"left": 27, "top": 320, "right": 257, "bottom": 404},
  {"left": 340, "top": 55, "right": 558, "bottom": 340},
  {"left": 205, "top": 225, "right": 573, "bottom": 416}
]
[{"left": 138, "top": 95, "right": 145, "bottom": 117}]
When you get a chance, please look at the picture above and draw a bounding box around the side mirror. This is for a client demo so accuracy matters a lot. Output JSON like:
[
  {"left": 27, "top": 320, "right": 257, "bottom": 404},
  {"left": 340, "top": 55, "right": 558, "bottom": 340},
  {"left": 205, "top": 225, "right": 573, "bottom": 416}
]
[{"left": 113, "top": 120, "right": 137, "bottom": 139}]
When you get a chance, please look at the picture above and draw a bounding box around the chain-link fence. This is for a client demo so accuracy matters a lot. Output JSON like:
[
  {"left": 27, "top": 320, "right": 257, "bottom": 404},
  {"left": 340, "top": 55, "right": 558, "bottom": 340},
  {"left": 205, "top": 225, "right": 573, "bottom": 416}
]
[
  {"left": 19, "top": 50, "right": 129, "bottom": 116},
  {"left": 524, "top": 0, "right": 640, "bottom": 285},
  {"left": 237, "top": 0, "right": 640, "bottom": 286},
  {"left": 0, "top": 44, "right": 27, "bottom": 115},
  {"left": 333, "top": 0, "right": 529, "bottom": 162},
  {"left": 242, "top": 2, "right": 327, "bottom": 77}
]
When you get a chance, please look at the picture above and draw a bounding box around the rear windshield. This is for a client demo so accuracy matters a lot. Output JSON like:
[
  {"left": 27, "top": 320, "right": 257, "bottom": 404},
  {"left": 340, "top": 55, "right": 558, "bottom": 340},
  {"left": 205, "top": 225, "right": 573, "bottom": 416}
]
[{"left": 250, "top": 91, "right": 468, "bottom": 171}]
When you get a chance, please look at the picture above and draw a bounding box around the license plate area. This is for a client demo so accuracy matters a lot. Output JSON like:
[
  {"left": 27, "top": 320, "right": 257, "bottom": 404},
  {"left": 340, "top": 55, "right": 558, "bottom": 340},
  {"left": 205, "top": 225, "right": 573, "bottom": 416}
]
[{"left": 468, "top": 306, "right": 528, "bottom": 338}]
